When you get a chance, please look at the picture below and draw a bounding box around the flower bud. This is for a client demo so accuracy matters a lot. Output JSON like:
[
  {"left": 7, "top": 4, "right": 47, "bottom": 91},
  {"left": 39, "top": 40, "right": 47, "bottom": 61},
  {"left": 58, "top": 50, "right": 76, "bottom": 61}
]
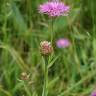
[
  {"left": 20, "top": 72, "right": 29, "bottom": 80},
  {"left": 40, "top": 41, "right": 53, "bottom": 55}
]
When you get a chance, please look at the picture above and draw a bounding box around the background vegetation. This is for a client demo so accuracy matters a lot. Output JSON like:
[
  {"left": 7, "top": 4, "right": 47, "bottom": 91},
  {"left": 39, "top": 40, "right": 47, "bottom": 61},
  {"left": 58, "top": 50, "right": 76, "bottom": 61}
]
[{"left": 0, "top": 0, "right": 96, "bottom": 96}]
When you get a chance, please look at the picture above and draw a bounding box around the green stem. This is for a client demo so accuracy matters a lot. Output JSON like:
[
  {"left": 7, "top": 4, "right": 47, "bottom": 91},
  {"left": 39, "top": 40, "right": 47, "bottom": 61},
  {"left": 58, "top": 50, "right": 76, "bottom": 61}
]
[
  {"left": 50, "top": 17, "right": 54, "bottom": 44},
  {"left": 42, "top": 56, "right": 48, "bottom": 96}
]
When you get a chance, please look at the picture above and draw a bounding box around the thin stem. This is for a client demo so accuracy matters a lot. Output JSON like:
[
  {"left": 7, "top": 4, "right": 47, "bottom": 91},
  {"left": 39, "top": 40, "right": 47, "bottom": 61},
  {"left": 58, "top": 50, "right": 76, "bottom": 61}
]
[
  {"left": 42, "top": 56, "right": 48, "bottom": 96},
  {"left": 50, "top": 17, "right": 54, "bottom": 44}
]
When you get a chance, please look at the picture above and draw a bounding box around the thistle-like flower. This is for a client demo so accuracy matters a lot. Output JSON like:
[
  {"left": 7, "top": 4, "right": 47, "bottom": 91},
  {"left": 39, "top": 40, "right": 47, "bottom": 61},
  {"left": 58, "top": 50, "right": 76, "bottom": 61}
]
[
  {"left": 39, "top": 0, "right": 70, "bottom": 17},
  {"left": 56, "top": 38, "right": 70, "bottom": 48},
  {"left": 40, "top": 41, "right": 53, "bottom": 55},
  {"left": 91, "top": 90, "right": 96, "bottom": 96}
]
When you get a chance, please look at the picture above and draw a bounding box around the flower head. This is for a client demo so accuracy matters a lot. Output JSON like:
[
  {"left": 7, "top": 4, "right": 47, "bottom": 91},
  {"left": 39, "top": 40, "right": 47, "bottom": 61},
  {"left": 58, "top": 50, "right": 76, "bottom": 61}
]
[
  {"left": 40, "top": 41, "right": 53, "bottom": 55},
  {"left": 20, "top": 72, "right": 29, "bottom": 81},
  {"left": 39, "top": 0, "right": 70, "bottom": 17},
  {"left": 56, "top": 38, "right": 70, "bottom": 48},
  {"left": 91, "top": 90, "right": 96, "bottom": 96}
]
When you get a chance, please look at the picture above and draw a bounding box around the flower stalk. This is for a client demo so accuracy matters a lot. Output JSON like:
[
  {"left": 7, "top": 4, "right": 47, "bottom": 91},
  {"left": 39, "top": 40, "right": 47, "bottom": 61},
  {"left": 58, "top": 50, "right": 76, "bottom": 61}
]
[
  {"left": 40, "top": 41, "right": 53, "bottom": 96},
  {"left": 50, "top": 17, "right": 54, "bottom": 43},
  {"left": 42, "top": 56, "right": 48, "bottom": 96}
]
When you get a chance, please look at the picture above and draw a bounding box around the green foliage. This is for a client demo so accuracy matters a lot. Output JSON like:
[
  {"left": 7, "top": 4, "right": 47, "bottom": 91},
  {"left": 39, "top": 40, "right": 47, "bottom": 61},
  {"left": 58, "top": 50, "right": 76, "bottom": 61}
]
[{"left": 0, "top": 0, "right": 96, "bottom": 96}]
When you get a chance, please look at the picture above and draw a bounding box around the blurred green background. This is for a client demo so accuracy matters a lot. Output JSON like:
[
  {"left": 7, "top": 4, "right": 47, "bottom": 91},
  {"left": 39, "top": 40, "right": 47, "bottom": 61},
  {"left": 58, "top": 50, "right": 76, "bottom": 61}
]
[{"left": 0, "top": 0, "right": 96, "bottom": 96}]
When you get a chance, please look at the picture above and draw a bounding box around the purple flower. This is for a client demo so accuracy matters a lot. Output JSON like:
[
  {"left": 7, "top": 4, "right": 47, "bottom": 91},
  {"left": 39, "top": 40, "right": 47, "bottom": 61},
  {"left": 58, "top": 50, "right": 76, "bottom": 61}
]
[
  {"left": 39, "top": 0, "right": 70, "bottom": 17},
  {"left": 91, "top": 91, "right": 96, "bottom": 96},
  {"left": 56, "top": 38, "right": 70, "bottom": 48}
]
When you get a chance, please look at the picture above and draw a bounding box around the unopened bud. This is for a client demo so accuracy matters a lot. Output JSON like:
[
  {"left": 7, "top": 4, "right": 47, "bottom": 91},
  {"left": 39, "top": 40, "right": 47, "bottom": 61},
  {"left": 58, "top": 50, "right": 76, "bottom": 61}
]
[
  {"left": 20, "top": 72, "right": 29, "bottom": 80},
  {"left": 40, "top": 41, "right": 53, "bottom": 55}
]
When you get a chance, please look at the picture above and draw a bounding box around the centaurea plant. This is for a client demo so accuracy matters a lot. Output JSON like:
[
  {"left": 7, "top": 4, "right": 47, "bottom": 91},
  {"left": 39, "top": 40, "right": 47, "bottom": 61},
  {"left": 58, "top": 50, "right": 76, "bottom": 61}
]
[{"left": 39, "top": 0, "right": 70, "bottom": 95}]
